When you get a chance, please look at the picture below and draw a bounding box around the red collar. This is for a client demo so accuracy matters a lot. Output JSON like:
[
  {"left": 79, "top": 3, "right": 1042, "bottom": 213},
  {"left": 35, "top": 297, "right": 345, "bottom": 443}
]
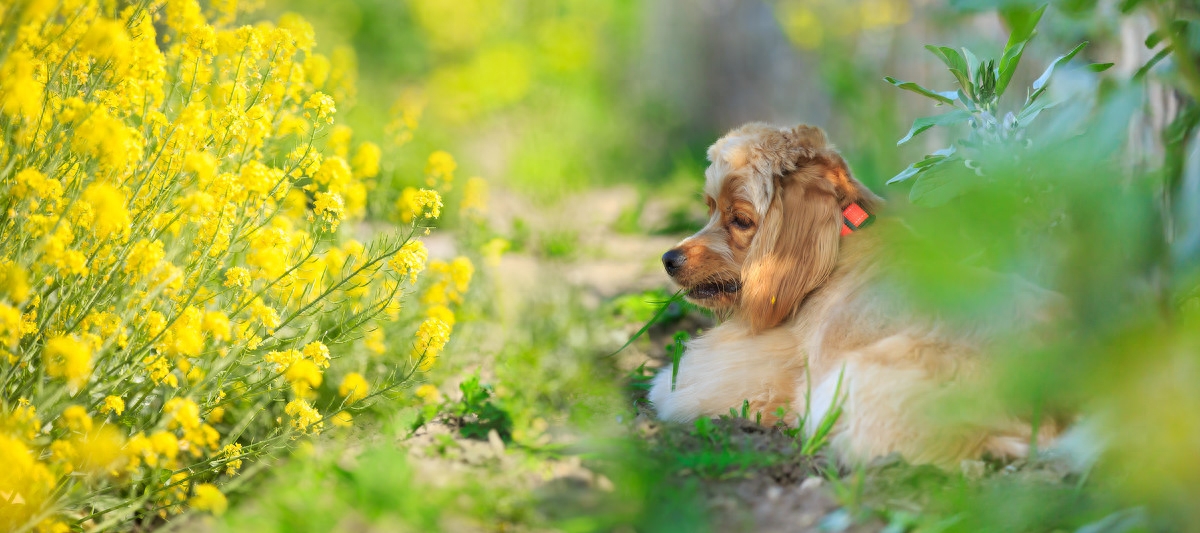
[{"left": 840, "top": 202, "right": 873, "bottom": 236}]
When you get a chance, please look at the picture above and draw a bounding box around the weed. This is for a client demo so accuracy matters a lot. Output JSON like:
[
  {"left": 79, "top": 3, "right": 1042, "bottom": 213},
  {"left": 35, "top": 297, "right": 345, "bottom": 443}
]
[{"left": 446, "top": 375, "right": 514, "bottom": 442}]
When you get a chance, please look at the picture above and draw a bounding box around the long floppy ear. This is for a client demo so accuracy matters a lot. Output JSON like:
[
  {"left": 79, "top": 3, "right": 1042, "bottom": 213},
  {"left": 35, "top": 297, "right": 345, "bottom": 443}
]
[{"left": 739, "top": 172, "right": 842, "bottom": 332}]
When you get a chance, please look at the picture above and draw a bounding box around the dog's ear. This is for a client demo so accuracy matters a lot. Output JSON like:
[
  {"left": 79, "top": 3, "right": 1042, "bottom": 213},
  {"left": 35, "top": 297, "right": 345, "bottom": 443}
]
[
  {"left": 788, "top": 125, "right": 881, "bottom": 211},
  {"left": 739, "top": 172, "right": 842, "bottom": 332}
]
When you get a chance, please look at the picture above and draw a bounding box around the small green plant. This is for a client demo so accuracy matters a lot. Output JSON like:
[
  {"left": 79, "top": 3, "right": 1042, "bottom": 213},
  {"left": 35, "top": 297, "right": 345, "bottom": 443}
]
[
  {"left": 885, "top": 4, "right": 1112, "bottom": 205},
  {"left": 799, "top": 368, "right": 846, "bottom": 456},
  {"left": 446, "top": 375, "right": 514, "bottom": 442}
]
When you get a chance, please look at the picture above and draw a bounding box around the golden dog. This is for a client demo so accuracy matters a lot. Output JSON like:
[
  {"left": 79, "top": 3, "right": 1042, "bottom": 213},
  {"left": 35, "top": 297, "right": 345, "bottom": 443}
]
[{"left": 649, "top": 123, "right": 1060, "bottom": 467}]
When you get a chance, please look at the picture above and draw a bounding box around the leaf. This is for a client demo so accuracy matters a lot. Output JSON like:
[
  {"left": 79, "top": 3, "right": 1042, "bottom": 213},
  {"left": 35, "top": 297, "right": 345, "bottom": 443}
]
[
  {"left": 1146, "top": 29, "right": 1165, "bottom": 49},
  {"left": 1017, "top": 97, "right": 1057, "bottom": 126},
  {"left": 1134, "top": 46, "right": 1173, "bottom": 79},
  {"left": 887, "top": 147, "right": 957, "bottom": 185},
  {"left": 884, "top": 76, "right": 958, "bottom": 105},
  {"left": 1118, "top": 0, "right": 1145, "bottom": 12},
  {"left": 997, "top": 4, "right": 1047, "bottom": 96},
  {"left": 909, "top": 164, "right": 972, "bottom": 206},
  {"left": 925, "top": 45, "right": 975, "bottom": 99},
  {"left": 897, "top": 109, "right": 972, "bottom": 145},
  {"left": 961, "top": 47, "right": 981, "bottom": 80},
  {"left": 1031, "top": 41, "right": 1088, "bottom": 91},
  {"left": 1089, "top": 62, "right": 1114, "bottom": 72},
  {"left": 607, "top": 290, "right": 686, "bottom": 357}
]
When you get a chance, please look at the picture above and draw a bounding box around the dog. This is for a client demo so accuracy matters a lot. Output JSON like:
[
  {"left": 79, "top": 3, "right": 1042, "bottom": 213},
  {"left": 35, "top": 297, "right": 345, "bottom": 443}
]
[{"left": 648, "top": 123, "right": 1061, "bottom": 467}]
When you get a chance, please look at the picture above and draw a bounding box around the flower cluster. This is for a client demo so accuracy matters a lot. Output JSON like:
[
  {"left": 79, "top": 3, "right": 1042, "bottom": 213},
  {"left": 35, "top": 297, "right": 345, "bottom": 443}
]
[{"left": 0, "top": 1, "right": 480, "bottom": 530}]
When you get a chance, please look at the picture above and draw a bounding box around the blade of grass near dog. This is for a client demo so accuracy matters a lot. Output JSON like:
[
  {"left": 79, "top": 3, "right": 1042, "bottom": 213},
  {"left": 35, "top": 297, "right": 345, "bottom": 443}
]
[
  {"left": 608, "top": 289, "right": 687, "bottom": 357},
  {"left": 670, "top": 331, "right": 689, "bottom": 391}
]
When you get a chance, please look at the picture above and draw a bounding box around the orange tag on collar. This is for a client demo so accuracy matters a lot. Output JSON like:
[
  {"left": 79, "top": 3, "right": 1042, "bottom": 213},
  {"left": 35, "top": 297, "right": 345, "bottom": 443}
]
[{"left": 841, "top": 203, "right": 873, "bottom": 236}]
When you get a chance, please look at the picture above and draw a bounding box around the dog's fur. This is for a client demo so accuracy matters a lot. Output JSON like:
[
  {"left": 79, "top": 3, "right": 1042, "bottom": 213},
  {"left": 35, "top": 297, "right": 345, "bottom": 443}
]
[{"left": 649, "top": 123, "right": 1060, "bottom": 467}]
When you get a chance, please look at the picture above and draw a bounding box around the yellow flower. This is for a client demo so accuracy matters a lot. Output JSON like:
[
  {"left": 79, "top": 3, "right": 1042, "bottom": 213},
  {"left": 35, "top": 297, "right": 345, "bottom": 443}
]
[
  {"left": 424, "top": 150, "right": 456, "bottom": 189},
  {"left": 364, "top": 328, "right": 386, "bottom": 355},
  {"left": 301, "top": 341, "right": 330, "bottom": 368},
  {"left": 395, "top": 187, "right": 443, "bottom": 223},
  {"left": 208, "top": 406, "right": 226, "bottom": 423},
  {"left": 101, "top": 396, "right": 125, "bottom": 416},
  {"left": 0, "top": 50, "right": 43, "bottom": 119},
  {"left": 248, "top": 298, "right": 280, "bottom": 329},
  {"left": 303, "top": 91, "right": 336, "bottom": 124},
  {"left": 326, "top": 124, "right": 352, "bottom": 156},
  {"left": 150, "top": 431, "right": 180, "bottom": 465},
  {"left": 70, "top": 425, "right": 127, "bottom": 476},
  {"left": 190, "top": 484, "right": 228, "bottom": 516},
  {"left": 460, "top": 176, "right": 488, "bottom": 217},
  {"left": 338, "top": 372, "right": 368, "bottom": 402},
  {"left": 415, "top": 384, "right": 441, "bottom": 404},
  {"left": 61, "top": 405, "right": 93, "bottom": 433},
  {"left": 0, "top": 304, "right": 21, "bottom": 348},
  {"left": 312, "top": 156, "right": 351, "bottom": 189},
  {"left": 412, "top": 317, "right": 451, "bottom": 370},
  {"left": 0, "top": 261, "right": 29, "bottom": 303},
  {"left": 426, "top": 305, "right": 456, "bottom": 327},
  {"left": 264, "top": 348, "right": 301, "bottom": 373},
  {"left": 331, "top": 411, "right": 353, "bottom": 427},
  {"left": 44, "top": 336, "right": 92, "bottom": 390},
  {"left": 165, "top": 398, "right": 202, "bottom": 431},
  {"left": 387, "top": 240, "right": 428, "bottom": 284},
  {"left": 284, "top": 399, "right": 323, "bottom": 434},
  {"left": 449, "top": 256, "right": 474, "bottom": 295},
  {"left": 0, "top": 434, "right": 55, "bottom": 526},
  {"left": 415, "top": 189, "right": 443, "bottom": 219},
  {"left": 13, "top": 168, "right": 63, "bottom": 201},
  {"left": 351, "top": 142, "right": 381, "bottom": 178},
  {"left": 203, "top": 311, "right": 231, "bottom": 342},
  {"left": 311, "top": 191, "right": 346, "bottom": 232},
  {"left": 221, "top": 443, "right": 244, "bottom": 476},
  {"left": 223, "top": 267, "right": 251, "bottom": 289},
  {"left": 167, "top": 306, "right": 205, "bottom": 357},
  {"left": 285, "top": 358, "right": 322, "bottom": 398},
  {"left": 144, "top": 355, "right": 179, "bottom": 387},
  {"left": 124, "top": 239, "right": 165, "bottom": 280}
]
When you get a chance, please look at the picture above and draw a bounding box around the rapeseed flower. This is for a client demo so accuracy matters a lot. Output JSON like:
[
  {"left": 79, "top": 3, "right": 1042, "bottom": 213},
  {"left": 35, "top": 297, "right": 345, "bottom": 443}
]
[
  {"left": 44, "top": 337, "right": 92, "bottom": 391},
  {"left": 190, "top": 484, "right": 228, "bottom": 516},
  {"left": 0, "top": 0, "right": 472, "bottom": 524},
  {"left": 339, "top": 372, "right": 369, "bottom": 402}
]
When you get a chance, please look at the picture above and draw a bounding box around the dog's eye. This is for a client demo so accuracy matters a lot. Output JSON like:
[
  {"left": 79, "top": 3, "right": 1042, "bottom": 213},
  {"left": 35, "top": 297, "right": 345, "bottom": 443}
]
[{"left": 731, "top": 213, "right": 754, "bottom": 230}]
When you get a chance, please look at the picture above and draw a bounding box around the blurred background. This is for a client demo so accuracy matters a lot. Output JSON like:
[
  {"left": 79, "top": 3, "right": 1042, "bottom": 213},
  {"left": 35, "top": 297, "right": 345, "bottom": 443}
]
[{"left": 218, "top": 0, "right": 1200, "bottom": 531}]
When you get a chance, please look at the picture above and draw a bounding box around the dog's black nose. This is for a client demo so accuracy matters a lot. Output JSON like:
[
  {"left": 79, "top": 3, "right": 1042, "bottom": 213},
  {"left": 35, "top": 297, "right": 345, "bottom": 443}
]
[{"left": 662, "top": 249, "right": 686, "bottom": 276}]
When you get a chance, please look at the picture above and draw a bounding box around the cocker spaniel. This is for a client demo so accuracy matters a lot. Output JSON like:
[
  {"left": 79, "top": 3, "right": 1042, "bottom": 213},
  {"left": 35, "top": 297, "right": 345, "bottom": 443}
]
[{"left": 648, "top": 123, "right": 1060, "bottom": 467}]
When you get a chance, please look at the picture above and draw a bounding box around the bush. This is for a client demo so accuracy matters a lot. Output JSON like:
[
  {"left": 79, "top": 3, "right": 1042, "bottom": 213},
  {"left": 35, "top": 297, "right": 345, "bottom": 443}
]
[{"left": 0, "top": 1, "right": 481, "bottom": 530}]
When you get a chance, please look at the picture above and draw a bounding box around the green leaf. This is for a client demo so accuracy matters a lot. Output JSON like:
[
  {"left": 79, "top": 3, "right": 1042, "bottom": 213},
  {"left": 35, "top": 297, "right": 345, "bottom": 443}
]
[
  {"left": 897, "top": 109, "right": 972, "bottom": 145},
  {"left": 1031, "top": 41, "right": 1088, "bottom": 91},
  {"left": 1089, "top": 62, "right": 1114, "bottom": 72},
  {"left": 962, "top": 47, "right": 981, "bottom": 80},
  {"left": 1146, "top": 29, "right": 1165, "bottom": 49},
  {"left": 887, "top": 146, "right": 957, "bottom": 185},
  {"left": 1017, "top": 98, "right": 1057, "bottom": 126},
  {"left": 909, "top": 164, "right": 972, "bottom": 206},
  {"left": 996, "top": 4, "right": 1047, "bottom": 96},
  {"left": 1134, "top": 46, "right": 1173, "bottom": 79},
  {"left": 1118, "top": 0, "right": 1145, "bottom": 12},
  {"left": 925, "top": 45, "right": 975, "bottom": 99},
  {"left": 884, "top": 76, "right": 958, "bottom": 105}
]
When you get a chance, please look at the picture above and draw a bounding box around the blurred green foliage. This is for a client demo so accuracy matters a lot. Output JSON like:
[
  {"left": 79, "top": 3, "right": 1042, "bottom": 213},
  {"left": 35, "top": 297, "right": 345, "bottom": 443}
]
[{"left": 270, "top": 0, "right": 692, "bottom": 203}]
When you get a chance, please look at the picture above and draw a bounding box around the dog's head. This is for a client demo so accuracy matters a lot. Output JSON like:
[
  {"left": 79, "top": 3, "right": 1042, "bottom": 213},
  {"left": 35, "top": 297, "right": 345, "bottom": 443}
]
[{"left": 662, "top": 123, "right": 879, "bottom": 331}]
